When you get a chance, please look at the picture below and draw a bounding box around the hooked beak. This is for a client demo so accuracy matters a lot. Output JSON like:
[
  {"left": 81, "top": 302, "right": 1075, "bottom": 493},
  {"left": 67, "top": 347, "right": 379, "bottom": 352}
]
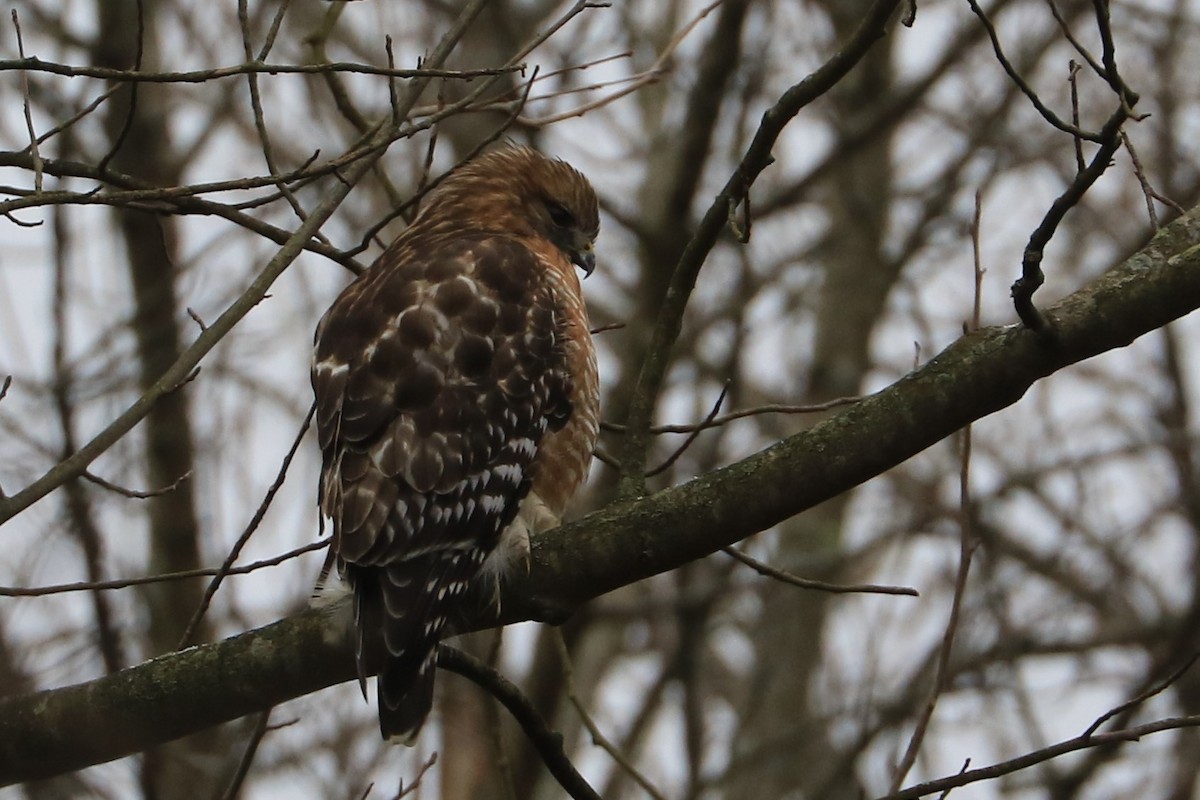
[{"left": 571, "top": 243, "right": 596, "bottom": 278}]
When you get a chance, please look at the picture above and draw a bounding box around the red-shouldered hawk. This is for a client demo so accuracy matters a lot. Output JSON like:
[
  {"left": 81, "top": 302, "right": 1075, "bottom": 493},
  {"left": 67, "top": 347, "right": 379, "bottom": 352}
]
[{"left": 312, "top": 145, "right": 600, "bottom": 743}]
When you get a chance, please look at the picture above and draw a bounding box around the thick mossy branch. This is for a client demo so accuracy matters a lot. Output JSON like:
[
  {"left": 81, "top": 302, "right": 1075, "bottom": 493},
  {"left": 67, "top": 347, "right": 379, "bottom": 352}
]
[
  {"left": 511, "top": 207, "right": 1200, "bottom": 615},
  {"left": 2, "top": 207, "right": 1200, "bottom": 785},
  {"left": 0, "top": 606, "right": 354, "bottom": 785}
]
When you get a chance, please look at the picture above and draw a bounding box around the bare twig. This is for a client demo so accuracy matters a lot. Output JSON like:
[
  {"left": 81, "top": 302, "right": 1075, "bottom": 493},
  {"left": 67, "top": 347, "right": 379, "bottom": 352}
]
[
  {"left": 0, "top": 539, "right": 330, "bottom": 597},
  {"left": 588, "top": 321, "right": 625, "bottom": 335},
  {"left": 412, "top": 70, "right": 443, "bottom": 219},
  {"left": 0, "top": 57, "right": 520, "bottom": 83},
  {"left": 1044, "top": 0, "right": 1105, "bottom": 77},
  {"left": 218, "top": 710, "right": 272, "bottom": 800},
  {"left": 96, "top": 0, "right": 145, "bottom": 175},
  {"left": 437, "top": 645, "right": 602, "bottom": 800},
  {"left": 591, "top": 445, "right": 620, "bottom": 472},
  {"left": 11, "top": 11, "right": 42, "bottom": 194},
  {"left": 507, "top": 0, "right": 611, "bottom": 66},
  {"left": 889, "top": 194, "right": 987, "bottom": 792},
  {"left": 552, "top": 631, "right": 668, "bottom": 800},
  {"left": 185, "top": 307, "right": 208, "bottom": 332},
  {"left": 81, "top": 469, "right": 190, "bottom": 499},
  {"left": 1068, "top": 60, "right": 1085, "bottom": 172},
  {"left": 0, "top": 0, "right": 496, "bottom": 525},
  {"left": 237, "top": 0, "right": 320, "bottom": 241},
  {"left": 519, "top": 0, "right": 719, "bottom": 127},
  {"left": 50, "top": 189, "right": 124, "bottom": 675},
  {"left": 965, "top": 0, "right": 1101, "bottom": 141},
  {"left": 722, "top": 545, "right": 918, "bottom": 597},
  {"left": 395, "top": 752, "right": 438, "bottom": 799},
  {"left": 615, "top": 0, "right": 903, "bottom": 498},
  {"left": 971, "top": 190, "right": 986, "bottom": 330},
  {"left": 1012, "top": 107, "right": 1128, "bottom": 336},
  {"left": 485, "top": 629, "right": 518, "bottom": 800},
  {"left": 1083, "top": 650, "right": 1200, "bottom": 738},
  {"left": 177, "top": 404, "right": 315, "bottom": 648},
  {"left": 879, "top": 715, "right": 1200, "bottom": 800},
  {"left": 1122, "top": 130, "right": 1184, "bottom": 225},
  {"left": 986, "top": 1, "right": 1141, "bottom": 334},
  {"left": 602, "top": 395, "right": 861, "bottom": 435},
  {"left": 351, "top": 66, "right": 542, "bottom": 258},
  {"left": 646, "top": 383, "right": 728, "bottom": 477}
]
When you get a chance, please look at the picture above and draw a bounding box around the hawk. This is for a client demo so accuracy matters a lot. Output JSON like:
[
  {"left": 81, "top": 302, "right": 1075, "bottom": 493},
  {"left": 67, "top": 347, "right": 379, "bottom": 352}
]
[{"left": 312, "top": 145, "right": 600, "bottom": 743}]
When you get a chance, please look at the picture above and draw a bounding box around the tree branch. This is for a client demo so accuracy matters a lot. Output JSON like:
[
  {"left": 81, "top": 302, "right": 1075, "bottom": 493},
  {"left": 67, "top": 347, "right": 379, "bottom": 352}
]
[
  {"left": 0, "top": 0, "right": 496, "bottom": 526},
  {"left": 2, "top": 203, "right": 1199, "bottom": 786},
  {"left": 616, "top": 0, "right": 904, "bottom": 497}
]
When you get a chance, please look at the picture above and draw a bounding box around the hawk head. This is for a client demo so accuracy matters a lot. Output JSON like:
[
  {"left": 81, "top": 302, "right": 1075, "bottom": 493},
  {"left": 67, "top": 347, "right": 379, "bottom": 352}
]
[{"left": 418, "top": 144, "right": 600, "bottom": 277}]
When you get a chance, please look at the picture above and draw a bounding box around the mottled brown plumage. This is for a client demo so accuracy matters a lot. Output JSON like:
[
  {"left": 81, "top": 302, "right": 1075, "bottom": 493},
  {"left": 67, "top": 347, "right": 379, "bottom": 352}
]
[{"left": 312, "top": 145, "right": 600, "bottom": 743}]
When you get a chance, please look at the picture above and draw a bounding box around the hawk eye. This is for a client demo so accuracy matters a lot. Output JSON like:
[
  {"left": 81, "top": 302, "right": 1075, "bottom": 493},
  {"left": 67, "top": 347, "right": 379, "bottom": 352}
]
[{"left": 546, "top": 201, "right": 575, "bottom": 228}]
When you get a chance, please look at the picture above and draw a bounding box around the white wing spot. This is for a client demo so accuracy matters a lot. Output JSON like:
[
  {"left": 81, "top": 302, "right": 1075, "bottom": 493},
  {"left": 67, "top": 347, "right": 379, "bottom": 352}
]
[
  {"left": 481, "top": 494, "right": 506, "bottom": 515},
  {"left": 494, "top": 463, "right": 522, "bottom": 485},
  {"left": 313, "top": 359, "right": 350, "bottom": 377}
]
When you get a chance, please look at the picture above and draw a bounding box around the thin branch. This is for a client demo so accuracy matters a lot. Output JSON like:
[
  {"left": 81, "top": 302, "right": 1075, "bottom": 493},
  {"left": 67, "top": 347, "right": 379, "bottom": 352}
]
[
  {"left": 889, "top": 209, "right": 986, "bottom": 790},
  {"left": 721, "top": 545, "right": 918, "bottom": 597},
  {"left": 11, "top": 11, "right": 42, "bottom": 194},
  {"left": 0, "top": 539, "right": 329, "bottom": 597},
  {"left": 602, "top": 395, "right": 861, "bottom": 436},
  {"left": 254, "top": 0, "right": 290, "bottom": 62},
  {"left": 0, "top": 0, "right": 497, "bottom": 525},
  {"left": 507, "top": 0, "right": 610, "bottom": 65},
  {"left": 395, "top": 753, "right": 438, "bottom": 799},
  {"left": 1012, "top": 107, "right": 1128, "bottom": 336},
  {"left": 1083, "top": 650, "right": 1200, "bottom": 738},
  {"left": 96, "top": 0, "right": 145, "bottom": 175},
  {"left": 519, "top": 0, "right": 720, "bottom": 127},
  {"left": 186, "top": 307, "right": 208, "bottom": 332},
  {"left": 591, "top": 445, "right": 620, "bottom": 472},
  {"left": 985, "top": 1, "right": 1141, "bottom": 333},
  {"left": 81, "top": 468, "right": 190, "bottom": 499},
  {"left": 965, "top": 0, "right": 1102, "bottom": 141},
  {"left": 1044, "top": 0, "right": 1105, "bottom": 77},
  {"left": 237, "top": 0, "right": 321, "bottom": 242},
  {"left": 552, "top": 631, "right": 667, "bottom": 800},
  {"left": 1123, "top": 130, "right": 1184, "bottom": 224},
  {"left": 0, "top": 57, "right": 522, "bottom": 83},
  {"left": 50, "top": 195, "right": 124, "bottom": 675},
  {"left": 615, "top": 0, "right": 903, "bottom": 499},
  {"left": 437, "top": 645, "right": 602, "bottom": 800},
  {"left": 878, "top": 715, "right": 1200, "bottom": 800},
  {"left": 645, "top": 383, "right": 728, "bottom": 477},
  {"left": 350, "top": 65, "right": 542, "bottom": 258},
  {"left": 177, "top": 403, "right": 316, "bottom": 648},
  {"left": 1068, "top": 60, "right": 1085, "bottom": 172},
  {"left": 484, "top": 629, "right": 518, "bottom": 800},
  {"left": 32, "top": 83, "right": 122, "bottom": 149},
  {"left": 217, "top": 710, "right": 272, "bottom": 800}
]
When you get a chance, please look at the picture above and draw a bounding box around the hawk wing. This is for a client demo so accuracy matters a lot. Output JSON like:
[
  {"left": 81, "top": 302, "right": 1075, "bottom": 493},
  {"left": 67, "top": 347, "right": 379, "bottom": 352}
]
[{"left": 312, "top": 233, "right": 571, "bottom": 741}]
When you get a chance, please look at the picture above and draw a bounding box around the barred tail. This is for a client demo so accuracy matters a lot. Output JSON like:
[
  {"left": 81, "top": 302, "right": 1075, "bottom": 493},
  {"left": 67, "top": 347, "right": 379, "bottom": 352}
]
[
  {"left": 351, "top": 553, "right": 479, "bottom": 744},
  {"left": 378, "top": 647, "right": 437, "bottom": 744}
]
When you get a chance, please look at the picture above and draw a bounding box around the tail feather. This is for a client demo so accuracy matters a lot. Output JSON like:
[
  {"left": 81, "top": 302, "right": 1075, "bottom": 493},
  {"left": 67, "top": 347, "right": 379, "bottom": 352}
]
[
  {"left": 378, "top": 648, "right": 437, "bottom": 744},
  {"left": 348, "top": 553, "right": 476, "bottom": 745}
]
